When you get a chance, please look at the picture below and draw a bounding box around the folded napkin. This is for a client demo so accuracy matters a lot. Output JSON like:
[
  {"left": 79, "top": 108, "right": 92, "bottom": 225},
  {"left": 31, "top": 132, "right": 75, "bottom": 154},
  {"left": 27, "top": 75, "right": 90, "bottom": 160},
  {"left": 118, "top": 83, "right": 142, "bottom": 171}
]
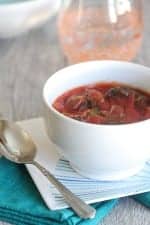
[
  {"left": 133, "top": 193, "right": 150, "bottom": 208},
  {"left": 0, "top": 158, "right": 118, "bottom": 225},
  {"left": 1, "top": 157, "right": 150, "bottom": 225}
]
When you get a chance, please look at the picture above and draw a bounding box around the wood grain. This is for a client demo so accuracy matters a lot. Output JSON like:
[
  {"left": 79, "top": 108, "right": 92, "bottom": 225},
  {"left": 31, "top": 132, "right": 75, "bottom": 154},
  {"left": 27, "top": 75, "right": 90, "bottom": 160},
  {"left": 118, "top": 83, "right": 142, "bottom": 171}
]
[{"left": 0, "top": 1, "right": 150, "bottom": 224}]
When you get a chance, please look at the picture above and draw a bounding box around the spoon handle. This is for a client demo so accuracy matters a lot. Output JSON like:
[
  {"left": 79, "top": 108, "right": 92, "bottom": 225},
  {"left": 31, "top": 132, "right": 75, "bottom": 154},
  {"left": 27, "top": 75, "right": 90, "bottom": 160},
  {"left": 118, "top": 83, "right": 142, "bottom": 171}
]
[{"left": 32, "top": 160, "right": 96, "bottom": 219}]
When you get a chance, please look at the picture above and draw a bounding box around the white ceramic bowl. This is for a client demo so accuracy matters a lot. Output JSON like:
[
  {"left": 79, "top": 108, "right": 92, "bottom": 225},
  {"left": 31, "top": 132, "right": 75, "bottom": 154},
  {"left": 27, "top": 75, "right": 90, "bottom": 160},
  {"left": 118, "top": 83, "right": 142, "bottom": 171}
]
[
  {"left": 43, "top": 61, "right": 150, "bottom": 181},
  {"left": 0, "top": 0, "right": 61, "bottom": 38}
]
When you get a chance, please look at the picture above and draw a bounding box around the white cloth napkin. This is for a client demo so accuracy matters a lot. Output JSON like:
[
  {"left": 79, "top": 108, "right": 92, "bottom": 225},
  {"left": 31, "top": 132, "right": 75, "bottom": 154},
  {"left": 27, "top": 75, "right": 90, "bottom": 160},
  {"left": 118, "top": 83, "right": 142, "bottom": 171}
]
[{"left": 18, "top": 118, "right": 150, "bottom": 210}]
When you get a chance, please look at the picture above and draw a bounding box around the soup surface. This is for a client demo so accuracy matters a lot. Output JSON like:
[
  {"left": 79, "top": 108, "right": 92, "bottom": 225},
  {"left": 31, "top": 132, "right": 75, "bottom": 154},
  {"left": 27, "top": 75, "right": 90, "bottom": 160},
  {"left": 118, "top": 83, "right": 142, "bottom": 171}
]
[{"left": 53, "top": 82, "right": 150, "bottom": 124}]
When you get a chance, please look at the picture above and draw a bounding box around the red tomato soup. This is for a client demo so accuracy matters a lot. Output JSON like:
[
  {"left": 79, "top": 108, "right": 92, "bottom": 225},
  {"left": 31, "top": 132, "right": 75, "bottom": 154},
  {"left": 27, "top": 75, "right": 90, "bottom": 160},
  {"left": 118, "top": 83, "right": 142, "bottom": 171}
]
[{"left": 53, "top": 82, "right": 150, "bottom": 124}]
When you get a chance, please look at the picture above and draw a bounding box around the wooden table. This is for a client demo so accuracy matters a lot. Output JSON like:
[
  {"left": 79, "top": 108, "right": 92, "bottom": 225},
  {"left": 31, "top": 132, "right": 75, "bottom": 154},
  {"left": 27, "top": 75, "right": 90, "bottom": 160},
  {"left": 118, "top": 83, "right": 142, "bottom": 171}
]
[{"left": 0, "top": 1, "right": 150, "bottom": 224}]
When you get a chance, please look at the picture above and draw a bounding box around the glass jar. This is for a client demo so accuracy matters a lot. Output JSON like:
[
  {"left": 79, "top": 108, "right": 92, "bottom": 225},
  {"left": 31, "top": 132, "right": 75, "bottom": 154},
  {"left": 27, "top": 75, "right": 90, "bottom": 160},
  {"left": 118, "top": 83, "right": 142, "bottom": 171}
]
[{"left": 58, "top": 0, "right": 143, "bottom": 64}]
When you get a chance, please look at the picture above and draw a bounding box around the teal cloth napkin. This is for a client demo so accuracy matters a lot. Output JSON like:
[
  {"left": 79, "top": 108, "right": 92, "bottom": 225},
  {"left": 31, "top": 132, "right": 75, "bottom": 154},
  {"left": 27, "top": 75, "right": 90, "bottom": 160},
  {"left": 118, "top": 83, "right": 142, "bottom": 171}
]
[
  {"left": 133, "top": 193, "right": 150, "bottom": 208},
  {"left": 0, "top": 158, "right": 118, "bottom": 225}
]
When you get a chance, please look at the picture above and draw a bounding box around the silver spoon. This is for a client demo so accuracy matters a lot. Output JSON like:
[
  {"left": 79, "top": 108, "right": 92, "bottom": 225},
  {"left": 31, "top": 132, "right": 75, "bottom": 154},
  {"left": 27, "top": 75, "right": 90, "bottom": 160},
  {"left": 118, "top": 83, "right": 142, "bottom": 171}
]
[{"left": 0, "top": 119, "right": 96, "bottom": 219}]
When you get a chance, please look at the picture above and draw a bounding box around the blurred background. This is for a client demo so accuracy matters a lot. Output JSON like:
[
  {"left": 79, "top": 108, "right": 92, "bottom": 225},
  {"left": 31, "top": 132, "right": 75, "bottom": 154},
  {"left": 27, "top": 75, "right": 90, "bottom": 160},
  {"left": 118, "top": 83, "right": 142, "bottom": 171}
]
[{"left": 0, "top": 0, "right": 149, "bottom": 121}]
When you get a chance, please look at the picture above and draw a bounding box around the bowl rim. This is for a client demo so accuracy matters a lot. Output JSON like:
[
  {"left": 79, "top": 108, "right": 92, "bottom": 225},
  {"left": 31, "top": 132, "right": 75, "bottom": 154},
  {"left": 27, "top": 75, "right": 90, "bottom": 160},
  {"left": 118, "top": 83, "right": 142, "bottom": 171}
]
[{"left": 43, "top": 60, "right": 150, "bottom": 128}]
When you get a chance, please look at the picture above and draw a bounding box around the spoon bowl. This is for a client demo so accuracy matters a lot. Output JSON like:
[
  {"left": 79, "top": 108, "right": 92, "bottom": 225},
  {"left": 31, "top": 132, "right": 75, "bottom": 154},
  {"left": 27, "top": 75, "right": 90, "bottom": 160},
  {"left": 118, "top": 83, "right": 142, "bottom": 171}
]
[{"left": 0, "top": 120, "right": 36, "bottom": 163}]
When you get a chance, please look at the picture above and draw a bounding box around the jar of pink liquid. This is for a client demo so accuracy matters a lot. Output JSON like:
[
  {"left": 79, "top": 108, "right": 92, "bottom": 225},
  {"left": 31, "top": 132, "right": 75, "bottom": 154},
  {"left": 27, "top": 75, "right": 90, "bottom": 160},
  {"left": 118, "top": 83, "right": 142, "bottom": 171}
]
[{"left": 58, "top": 0, "right": 143, "bottom": 64}]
